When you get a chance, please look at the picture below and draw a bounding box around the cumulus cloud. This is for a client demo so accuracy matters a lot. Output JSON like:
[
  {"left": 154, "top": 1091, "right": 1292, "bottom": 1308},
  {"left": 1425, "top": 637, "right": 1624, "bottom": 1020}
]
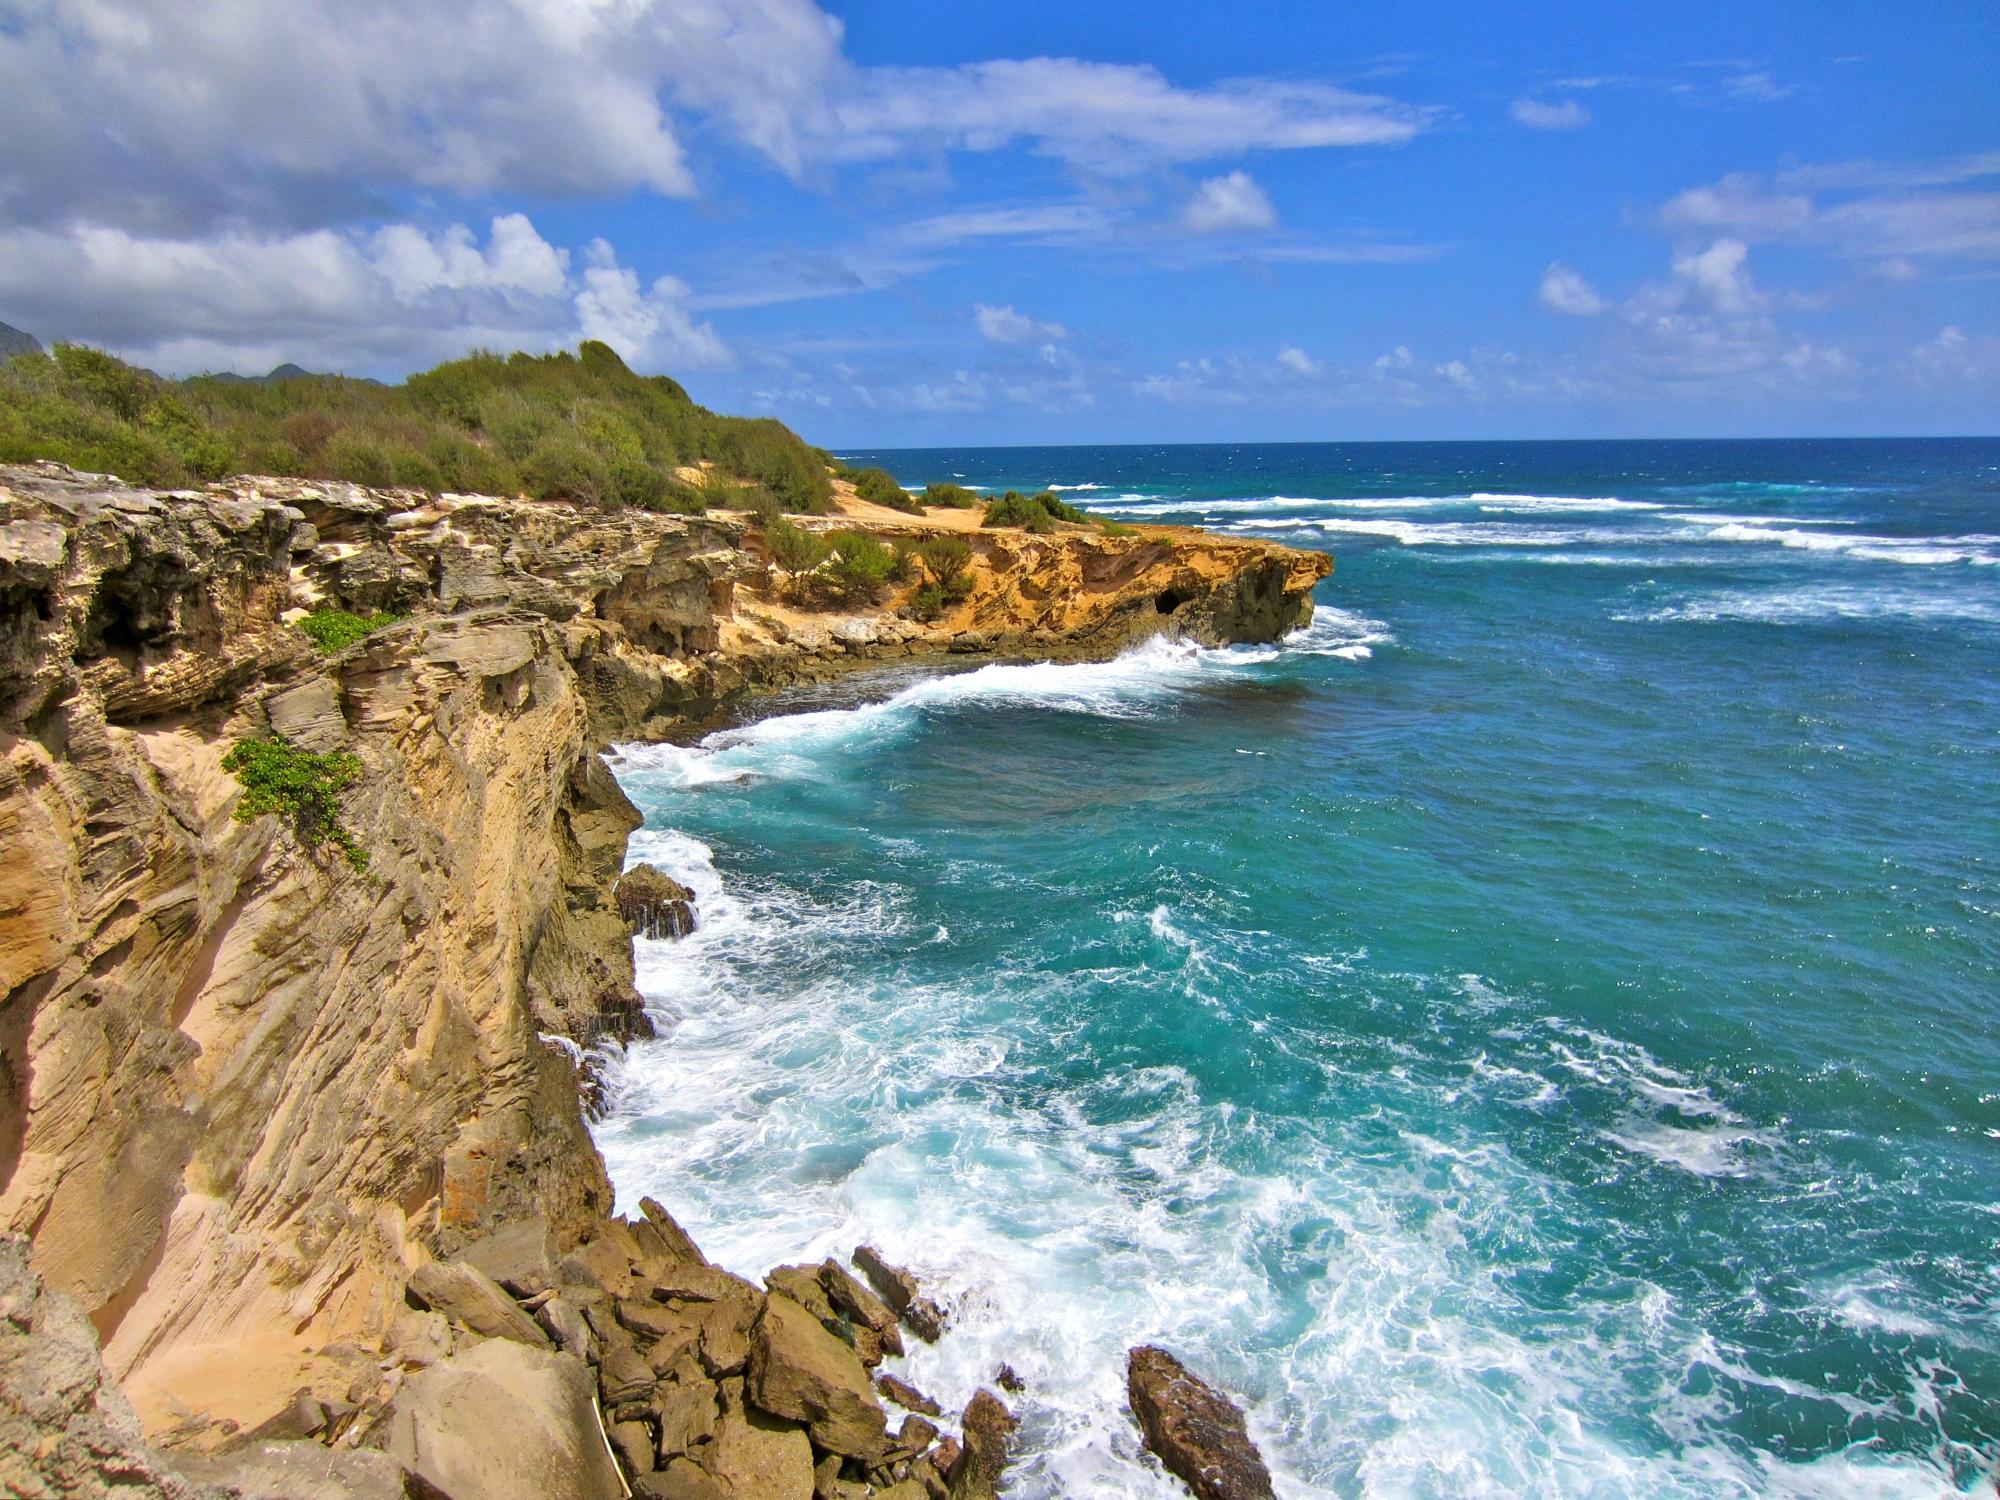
[
  {"left": 1276, "top": 345, "right": 1319, "bottom": 376},
  {"left": 0, "top": 215, "right": 728, "bottom": 376},
  {"left": 1538, "top": 262, "right": 1607, "bottom": 316},
  {"left": 974, "top": 304, "right": 1067, "bottom": 344},
  {"left": 0, "top": 0, "right": 1427, "bottom": 234},
  {"left": 1509, "top": 98, "right": 1590, "bottom": 130},
  {"left": 1183, "top": 171, "right": 1278, "bottom": 233}
]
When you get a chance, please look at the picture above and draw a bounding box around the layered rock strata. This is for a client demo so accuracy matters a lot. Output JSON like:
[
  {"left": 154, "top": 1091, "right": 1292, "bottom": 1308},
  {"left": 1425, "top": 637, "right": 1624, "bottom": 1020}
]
[{"left": 0, "top": 461, "right": 1324, "bottom": 1496}]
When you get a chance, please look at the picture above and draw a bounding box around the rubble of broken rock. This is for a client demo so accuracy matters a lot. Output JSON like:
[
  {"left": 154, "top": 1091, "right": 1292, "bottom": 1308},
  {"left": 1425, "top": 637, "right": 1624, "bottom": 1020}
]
[{"left": 380, "top": 1204, "right": 1007, "bottom": 1500}]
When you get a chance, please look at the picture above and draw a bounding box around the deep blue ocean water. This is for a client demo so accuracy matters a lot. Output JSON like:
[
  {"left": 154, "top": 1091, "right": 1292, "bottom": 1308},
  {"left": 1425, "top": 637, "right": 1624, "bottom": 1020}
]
[{"left": 598, "top": 439, "right": 2000, "bottom": 1498}]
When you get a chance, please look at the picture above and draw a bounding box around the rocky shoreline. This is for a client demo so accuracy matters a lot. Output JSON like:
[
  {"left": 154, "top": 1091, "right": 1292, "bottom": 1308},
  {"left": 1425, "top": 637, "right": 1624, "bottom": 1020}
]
[{"left": 0, "top": 460, "right": 1327, "bottom": 1497}]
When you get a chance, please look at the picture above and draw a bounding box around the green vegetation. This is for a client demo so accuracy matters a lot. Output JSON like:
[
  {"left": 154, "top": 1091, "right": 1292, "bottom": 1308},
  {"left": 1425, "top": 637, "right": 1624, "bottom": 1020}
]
[
  {"left": 823, "top": 530, "right": 896, "bottom": 602},
  {"left": 982, "top": 489, "right": 1088, "bottom": 533},
  {"left": 905, "top": 535, "right": 975, "bottom": 620},
  {"left": 295, "top": 608, "right": 403, "bottom": 653},
  {"left": 920, "top": 482, "right": 982, "bottom": 509},
  {"left": 0, "top": 339, "right": 834, "bottom": 512},
  {"left": 764, "top": 515, "right": 831, "bottom": 579},
  {"left": 850, "top": 466, "right": 922, "bottom": 514},
  {"left": 1096, "top": 517, "right": 1138, "bottom": 537},
  {"left": 222, "top": 735, "right": 369, "bottom": 870}
]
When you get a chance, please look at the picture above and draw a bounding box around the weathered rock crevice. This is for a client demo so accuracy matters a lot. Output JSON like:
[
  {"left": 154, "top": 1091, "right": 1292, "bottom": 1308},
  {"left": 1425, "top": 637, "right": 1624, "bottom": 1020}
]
[{"left": 0, "top": 462, "right": 1323, "bottom": 1495}]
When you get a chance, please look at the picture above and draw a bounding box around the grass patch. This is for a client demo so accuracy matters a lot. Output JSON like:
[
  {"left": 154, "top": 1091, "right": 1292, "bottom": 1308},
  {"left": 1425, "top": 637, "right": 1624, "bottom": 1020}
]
[
  {"left": 851, "top": 466, "right": 922, "bottom": 514},
  {"left": 222, "top": 735, "right": 368, "bottom": 869},
  {"left": 296, "top": 608, "right": 403, "bottom": 653}
]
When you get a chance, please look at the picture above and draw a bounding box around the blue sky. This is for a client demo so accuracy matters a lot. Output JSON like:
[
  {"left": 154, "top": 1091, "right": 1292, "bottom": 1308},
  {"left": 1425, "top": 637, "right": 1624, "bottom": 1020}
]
[{"left": 1, "top": 1, "right": 1994, "bottom": 442}]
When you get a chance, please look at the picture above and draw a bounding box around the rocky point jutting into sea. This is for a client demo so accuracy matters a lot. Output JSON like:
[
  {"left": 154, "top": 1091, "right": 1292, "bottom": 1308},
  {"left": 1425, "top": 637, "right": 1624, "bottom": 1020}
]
[{"left": 0, "top": 457, "right": 1327, "bottom": 1499}]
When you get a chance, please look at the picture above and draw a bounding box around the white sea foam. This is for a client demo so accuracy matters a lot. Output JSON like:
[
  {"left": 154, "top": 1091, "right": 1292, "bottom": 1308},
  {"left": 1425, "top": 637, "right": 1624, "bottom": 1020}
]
[
  {"left": 1109, "top": 492, "right": 1662, "bottom": 516},
  {"left": 1283, "top": 607, "right": 1394, "bottom": 660},
  {"left": 1685, "top": 519, "right": 2000, "bottom": 566},
  {"left": 1626, "top": 584, "right": 2000, "bottom": 627}
]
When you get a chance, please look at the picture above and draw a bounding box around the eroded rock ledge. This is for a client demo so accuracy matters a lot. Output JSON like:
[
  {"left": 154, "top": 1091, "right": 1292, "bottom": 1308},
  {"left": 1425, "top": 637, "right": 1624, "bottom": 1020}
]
[{"left": 0, "top": 462, "right": 1324, "bottom": 1495}]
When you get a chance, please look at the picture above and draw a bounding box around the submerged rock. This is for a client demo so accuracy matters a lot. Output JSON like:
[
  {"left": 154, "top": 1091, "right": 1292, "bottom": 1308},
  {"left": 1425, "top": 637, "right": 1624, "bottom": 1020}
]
[
  {"left": 1126, "top": 1346, "right": 1272, "bottom": 1500},
  {"left": 617, "top": 863, "right": 698, "bottom": 939},
  {"left": 851, "top": 1246, "right": 946, "bottom": 1343}
]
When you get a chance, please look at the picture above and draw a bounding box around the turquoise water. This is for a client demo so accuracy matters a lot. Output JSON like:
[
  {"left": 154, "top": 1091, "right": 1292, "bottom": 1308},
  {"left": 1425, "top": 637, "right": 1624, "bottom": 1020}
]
[{"left": 598, "top": 440, "right": 2000, "bottom": 1498}]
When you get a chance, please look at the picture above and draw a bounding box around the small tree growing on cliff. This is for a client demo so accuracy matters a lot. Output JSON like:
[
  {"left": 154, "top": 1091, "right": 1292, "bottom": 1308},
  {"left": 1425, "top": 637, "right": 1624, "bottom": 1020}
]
[{"left": 764, "top": 516, "right": 831, "bottom": 599}]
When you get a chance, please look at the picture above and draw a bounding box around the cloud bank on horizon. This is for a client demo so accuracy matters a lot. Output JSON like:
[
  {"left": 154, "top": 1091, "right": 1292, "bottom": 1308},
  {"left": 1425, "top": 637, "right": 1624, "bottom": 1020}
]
[{"left": 0, "top": 0, "right": 1993, "bottom": 441}]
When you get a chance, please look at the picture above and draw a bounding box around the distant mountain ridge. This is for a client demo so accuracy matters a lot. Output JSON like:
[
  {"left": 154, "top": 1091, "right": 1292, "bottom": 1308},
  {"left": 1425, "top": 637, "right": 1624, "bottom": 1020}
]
[{"left": 0, "top": 321, "right": 43, "bottom": 360}]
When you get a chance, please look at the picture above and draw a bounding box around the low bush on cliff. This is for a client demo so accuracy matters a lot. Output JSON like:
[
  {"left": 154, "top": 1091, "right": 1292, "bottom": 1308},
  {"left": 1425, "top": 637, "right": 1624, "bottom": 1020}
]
[
  {"left": 823, "top": 530, "right": 897, "bottom": 602},
  {"left": 296, "top": 608, "right": 404, "bottom": 653},
  {"left": 921, "top": 482, "right": 982, "bottom": 509},
  {"left": 982, "top": 490, "right": 1088, "bottom": 533},
  {"left": 0, "top": 339, "right": 836, "bottom": 512},
  {"left": 850, "top": 467, "right": 922, "bottom": 514},
  {"left": 222, "top": 735, "right": 369, "bottom": 870},
  {"left": 764, "top": 516, "right": 832, "bottom": 580},
  {"left": 899, "top": 536, "right": 975, "bottom": 620}
]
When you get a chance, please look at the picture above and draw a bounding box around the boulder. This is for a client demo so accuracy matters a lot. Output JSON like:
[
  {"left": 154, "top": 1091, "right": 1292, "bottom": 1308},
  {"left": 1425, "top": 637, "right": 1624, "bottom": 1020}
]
[
  {"left": 745, "top": 1294, "right": 888, "bottom": 1460},
  {"left": 817, "top": 1260, "right": 901, "bottom": 1348},
  {"left": 639, "top": 1199, "right": 706, "bottom": 1262},
  {"left": 617, "top": 864, "right": 697, "bottom": 939},
  {"left": 456, "top": 1215, "right": 556, "bottom": 1298},
  {"left": 405, "top": 1259, "right": 550, "bottom": 1347},
  {"left": 702, "top": 1382, "right": 814, "bottom": 1500},
  {"left": 386, "top": 1339, "right": 624, "bottom": 1500},
  {"left": 946, "top": 1389, "right": 1016, "bottom": 1500},
  {"left": 173, "top": 1441, "right": 408, "bottom": 1499},
  {"left": 1125, "top": 1346, "right": 1273, "bottom": 1500}
]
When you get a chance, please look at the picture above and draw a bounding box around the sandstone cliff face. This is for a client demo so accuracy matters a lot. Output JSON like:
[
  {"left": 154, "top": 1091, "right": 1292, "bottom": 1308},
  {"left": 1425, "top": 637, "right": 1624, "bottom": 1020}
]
[{"left": 0, "top": 460, "right": 1326, "bottom": 1457}]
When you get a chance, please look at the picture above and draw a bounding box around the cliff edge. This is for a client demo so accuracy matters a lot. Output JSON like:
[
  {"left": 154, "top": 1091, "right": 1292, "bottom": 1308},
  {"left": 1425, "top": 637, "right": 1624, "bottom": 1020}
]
[{"left": 0, "top": 460, "right": 1326, "bottom": 1494}]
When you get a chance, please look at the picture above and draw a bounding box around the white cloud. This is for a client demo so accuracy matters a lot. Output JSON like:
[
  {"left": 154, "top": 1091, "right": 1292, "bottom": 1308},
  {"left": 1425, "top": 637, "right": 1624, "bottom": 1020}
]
[
  {"left": 1509, "top": 98, "right": 1590, "bottom": 131},
  {"left": 904, "top": 203, "right": 1112, "bottom": 248},
  {"left": 0, "top": 1, "right": 1428, "bottom": 234},
  {"left": 973, "top": 304, "right": 1067, "bottom": 344},
  {"left": 1538, "top": 262, "right": 1607, "bottom": 316},
  {"left": 828, "top": 60, "right": 1427, "bottom": 175},
  {"left": 1660, "top": 158, "right": 2000, "bottom": 260},
  {"left": 1276, "top": 345, "right": 1319, "bottom": 376},
  {"left": 1184, "top": 171, "right": 1278, "bottom": 233},
  {"left": 0, "top": 215, "right": 728, "bottom": 376}
]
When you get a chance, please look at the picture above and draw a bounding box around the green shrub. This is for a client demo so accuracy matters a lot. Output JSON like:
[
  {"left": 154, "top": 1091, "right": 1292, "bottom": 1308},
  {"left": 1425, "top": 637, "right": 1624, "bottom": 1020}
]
[
  {"left": 1096, "top": 517, "right": 1137, "bottom": 537},
  {"left": 222, "top": 735, "right": 369, "bottom": 869},
  {"left": 915, "top": 536, "right": 972, "bottom": 586},
  {"left": 921, "top": 482, "right": 982, "bottom": 508},
  {"left": 823, "top": 530, "right": 896, "bottom": 601},
  {"left": 0, "top": 340, "right": 838, "bottom": 517},
  {"left": 982, "top": 490, "right": 1086, "bottom": 532},
  {"left": 765, "top": 516, "right": 830, "bottom": 576},
  {"left": 851, "top": 467, "right": 920, "bottom": 513},
  {"left": 296, "top": 608, "right": 403, "bottom": 653}
]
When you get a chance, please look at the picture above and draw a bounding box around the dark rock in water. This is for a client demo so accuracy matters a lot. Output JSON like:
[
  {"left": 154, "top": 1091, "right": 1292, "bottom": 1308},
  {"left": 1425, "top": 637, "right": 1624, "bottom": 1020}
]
[
  {"left": 876, "top": 1372, "right": 942, "bottom": 1417},
  {"left": 945, "top": 1389, "right": 1016, "bottom": 1499},
  {"left": 617, "top": 863, "right": 697, "bottom": 938},
  {"left": 1126, "top": 1345, "right": 1272, "bottom": 1500},
  {"left": 851, "top": 1245, "right": 946, "bottom": 1343},
  {"left": 995, "top": 1363, "right": 1023, "bottom": 1394}
]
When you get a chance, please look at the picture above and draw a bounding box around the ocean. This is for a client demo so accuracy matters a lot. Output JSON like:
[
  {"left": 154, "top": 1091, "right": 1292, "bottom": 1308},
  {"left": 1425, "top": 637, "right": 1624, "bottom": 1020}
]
[{"left": 596, "top": 439, "right": 2000, "bottom": 1498}]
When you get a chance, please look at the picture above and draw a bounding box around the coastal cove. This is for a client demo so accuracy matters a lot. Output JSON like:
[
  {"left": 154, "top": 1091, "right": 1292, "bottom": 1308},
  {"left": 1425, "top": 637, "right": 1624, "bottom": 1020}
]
[{"left": 598, "top": 438, "right": 2000, "bottom": 1498}]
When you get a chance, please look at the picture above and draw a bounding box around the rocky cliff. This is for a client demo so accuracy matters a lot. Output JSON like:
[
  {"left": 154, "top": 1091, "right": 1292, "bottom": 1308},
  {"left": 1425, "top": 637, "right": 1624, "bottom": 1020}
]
[{"left": 0, "top": 461, "right": 1326, "bottom": 1496}]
